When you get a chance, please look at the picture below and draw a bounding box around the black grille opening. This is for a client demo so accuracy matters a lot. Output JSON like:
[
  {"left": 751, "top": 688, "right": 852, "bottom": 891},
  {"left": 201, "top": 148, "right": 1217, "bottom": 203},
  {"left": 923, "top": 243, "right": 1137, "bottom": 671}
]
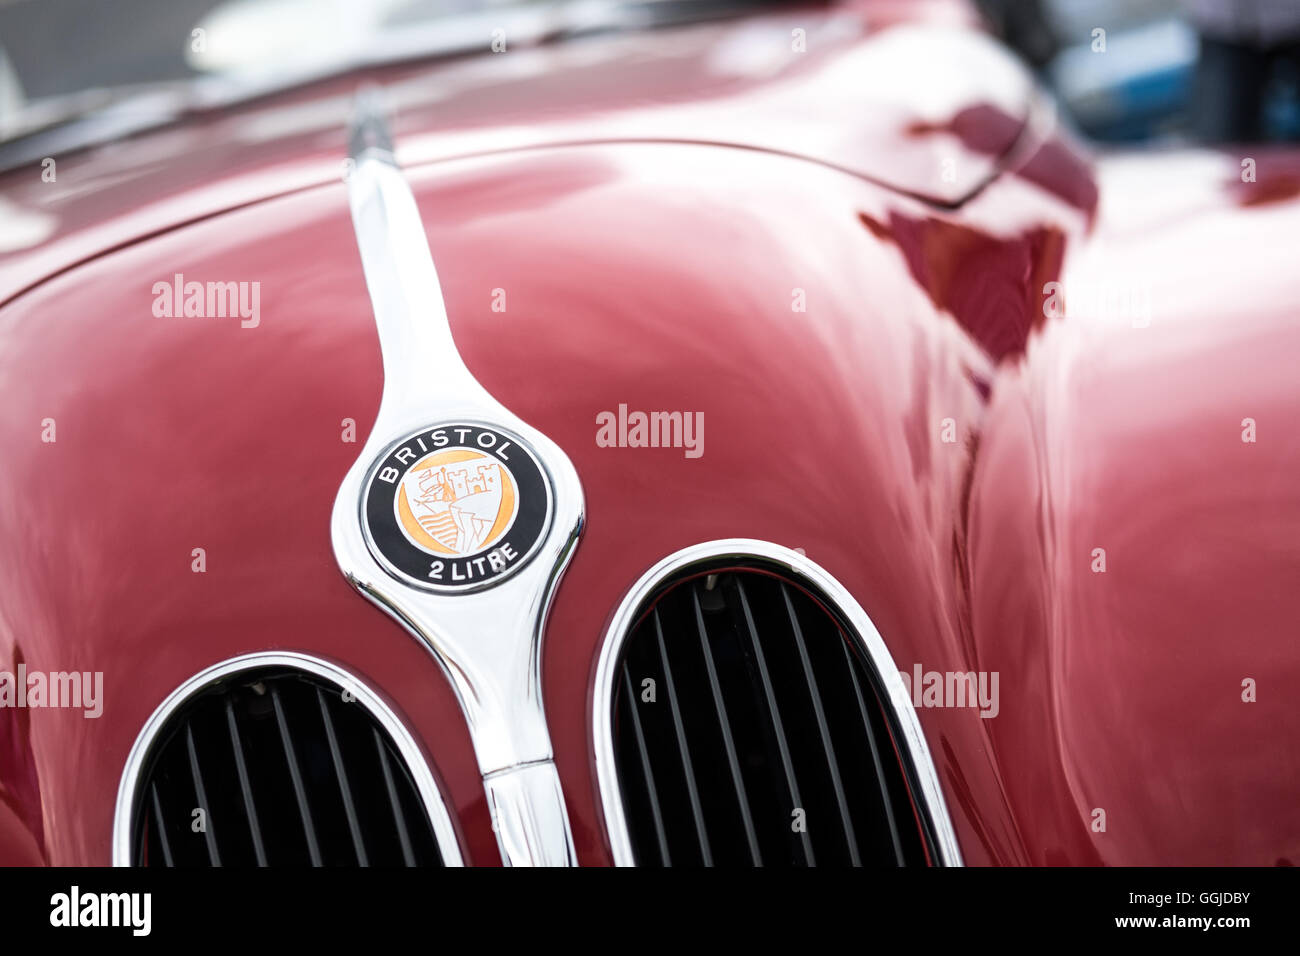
[
  {"left": 130, "top": 667, "right": 445, "bottom": 867},
  {"left": 611, "top": 565, "right": 938, "bottom": 866}
]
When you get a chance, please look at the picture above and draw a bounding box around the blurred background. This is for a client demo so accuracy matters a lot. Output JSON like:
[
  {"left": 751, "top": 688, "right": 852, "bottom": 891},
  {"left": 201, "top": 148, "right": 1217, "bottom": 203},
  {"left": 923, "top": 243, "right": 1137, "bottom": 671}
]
[
  {"left": 984, "top": 0, "right": 1300, "bottom": 142},
  {"left": 1, "top": 0, "right": 1298, "bottom": 145}
]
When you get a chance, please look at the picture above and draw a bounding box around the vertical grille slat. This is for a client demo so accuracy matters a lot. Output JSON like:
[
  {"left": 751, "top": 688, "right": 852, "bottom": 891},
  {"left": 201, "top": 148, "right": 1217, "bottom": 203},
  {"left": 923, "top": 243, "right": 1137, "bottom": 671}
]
[
  {"left": 610, "top": 564, "right": 938, "bottom": 867},
  {"left": 842, "top": 639, "right": 907, "bottom": 866},
  {"left": 652, "top": 608, "right": 713, "bottom": 866},
  {"left": 620, "top": 667, "right": 672, "bottom": 865},
  {"left": 732, "top": 576, "right": 814, "bottom": 866},
  {"left": 782, "top": 583, "right": 860, "bottom": 864},
  {"left": 132, "top": 666, "right": 449, "bottom": 868},
  {"left": 148, "top": 783, "right": 174, "bottom": 867},
  {"left": 690, "top": 585, "right": 762, "bottom": 865},
  {"left": 224, "top": 699, "right": 268, "bottom": 866},
  {"left": 184, "top": 726, "right": 222, "bottom": 866},
  {"left": 317, "top": 687, "right": 369, "bottom": 866},
  {"left": 373, "top": 726, "right": 417, "bottom": 867},
  {"left": 270, "top": 685, "right": 323, "bottom": 866}
]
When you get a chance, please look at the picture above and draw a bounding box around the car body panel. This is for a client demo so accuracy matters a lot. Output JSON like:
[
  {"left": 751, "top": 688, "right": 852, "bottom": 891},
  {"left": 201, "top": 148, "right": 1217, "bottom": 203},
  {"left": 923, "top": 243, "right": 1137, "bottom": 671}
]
[{"left": 969, "top": 149, "right": 1300, "bottom": 865}]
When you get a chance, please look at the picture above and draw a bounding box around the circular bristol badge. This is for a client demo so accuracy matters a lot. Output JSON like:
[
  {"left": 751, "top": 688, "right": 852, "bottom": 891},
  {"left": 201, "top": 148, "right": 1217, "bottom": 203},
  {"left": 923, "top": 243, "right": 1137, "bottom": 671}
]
[{"left": 362, "top": 423, "right": 552, "bottom": 593}]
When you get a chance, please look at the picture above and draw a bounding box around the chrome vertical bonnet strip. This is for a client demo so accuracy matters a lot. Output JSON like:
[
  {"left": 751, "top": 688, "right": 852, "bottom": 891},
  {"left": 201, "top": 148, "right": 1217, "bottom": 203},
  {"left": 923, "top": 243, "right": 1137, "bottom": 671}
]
[{"left": 332, "top": 91, "right": 581, "bottom": 866}]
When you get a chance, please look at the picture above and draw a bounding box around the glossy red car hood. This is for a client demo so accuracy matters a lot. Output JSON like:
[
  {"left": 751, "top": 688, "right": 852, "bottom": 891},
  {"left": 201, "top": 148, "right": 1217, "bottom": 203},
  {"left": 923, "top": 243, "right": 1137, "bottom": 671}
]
[{"left": 0, "top": 5, "right": 1032, "bottom": 306}]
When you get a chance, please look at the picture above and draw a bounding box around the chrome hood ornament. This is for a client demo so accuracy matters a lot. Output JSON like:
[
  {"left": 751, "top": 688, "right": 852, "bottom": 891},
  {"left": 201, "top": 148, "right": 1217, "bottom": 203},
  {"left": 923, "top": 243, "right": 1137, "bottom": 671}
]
[{"left": 331, "top": 92, "right": 582, "bottom": 866}]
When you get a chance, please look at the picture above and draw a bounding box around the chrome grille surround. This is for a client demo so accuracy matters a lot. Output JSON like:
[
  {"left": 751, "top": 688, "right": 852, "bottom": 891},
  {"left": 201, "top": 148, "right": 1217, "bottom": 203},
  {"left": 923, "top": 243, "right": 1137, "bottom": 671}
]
[
  {"left": 112, "top": 651, "right": 463, "bottom": 866},
  {"left": 593, "top": 539, "right": 963, "bottom": 866}
]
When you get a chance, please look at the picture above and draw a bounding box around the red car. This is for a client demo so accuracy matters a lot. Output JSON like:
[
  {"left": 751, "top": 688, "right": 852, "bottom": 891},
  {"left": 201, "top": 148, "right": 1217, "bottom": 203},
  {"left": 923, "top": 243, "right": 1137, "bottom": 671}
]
[{"left": 0, "top": 0, "right": 1296, "bottom": 868}]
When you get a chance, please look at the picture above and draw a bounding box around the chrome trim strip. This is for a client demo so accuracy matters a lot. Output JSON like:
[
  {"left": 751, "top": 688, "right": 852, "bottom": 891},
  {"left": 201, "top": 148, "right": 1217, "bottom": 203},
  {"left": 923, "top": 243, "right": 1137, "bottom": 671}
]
[
  {"left": 111, "top": 651, "right": 464, "bottom": 866},
  {"left": 484, "top": 761, "right": 576, "bottom": 867},
  {"left": 331, "top": 92, "right": 580, "bottom": 865},
  {"left": 592, "top": 538, "right": 965, "bottom": 866}
]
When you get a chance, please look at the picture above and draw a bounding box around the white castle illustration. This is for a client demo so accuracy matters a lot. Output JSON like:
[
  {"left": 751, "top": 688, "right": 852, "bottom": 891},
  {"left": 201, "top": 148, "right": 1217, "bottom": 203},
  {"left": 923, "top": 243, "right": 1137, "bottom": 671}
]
[{"left": 402, "top": 460, "right": 504, "bottom": 554}]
